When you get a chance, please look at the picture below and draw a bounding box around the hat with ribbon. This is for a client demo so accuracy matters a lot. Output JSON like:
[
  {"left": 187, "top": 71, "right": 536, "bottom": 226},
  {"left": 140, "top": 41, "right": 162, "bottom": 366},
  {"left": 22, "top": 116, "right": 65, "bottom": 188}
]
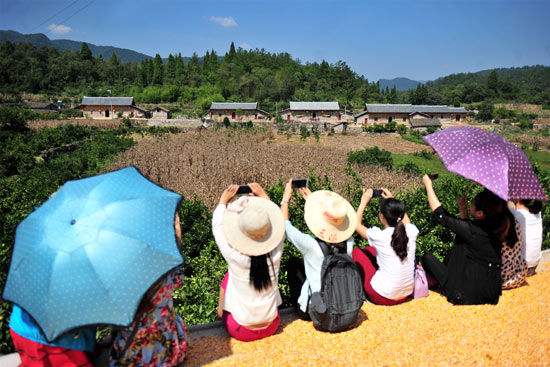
[
  {"left": 223, "top": 196, "right": 285, "bottom": 256},
  {"left": 304, "top": 190, "right": 357, "bottom": 243}
]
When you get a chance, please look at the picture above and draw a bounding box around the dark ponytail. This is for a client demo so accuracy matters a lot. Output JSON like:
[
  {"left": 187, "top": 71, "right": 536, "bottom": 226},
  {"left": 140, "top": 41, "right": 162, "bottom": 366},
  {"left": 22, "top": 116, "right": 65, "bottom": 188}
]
[
  {"left": 380, "top": 198, "right": 408, "bottom": 261},
  {"left": 473, "top": 189, "right": 518, "bottom": 247},
  {"left": 250, "top": 253, "right": 274, "bottom": 291}
]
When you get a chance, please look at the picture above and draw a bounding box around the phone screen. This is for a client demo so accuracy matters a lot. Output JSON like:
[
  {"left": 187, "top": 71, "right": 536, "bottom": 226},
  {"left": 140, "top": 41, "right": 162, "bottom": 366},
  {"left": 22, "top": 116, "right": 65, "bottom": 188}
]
[
  {"left": 372, "top": 189, "right": 383, "bottom": 198},
  {"left": 292, "top": 178, "right": 308, "bottom": 189},
  {"left": 236, "top": 185, "right": 252, "bottom": 195}
]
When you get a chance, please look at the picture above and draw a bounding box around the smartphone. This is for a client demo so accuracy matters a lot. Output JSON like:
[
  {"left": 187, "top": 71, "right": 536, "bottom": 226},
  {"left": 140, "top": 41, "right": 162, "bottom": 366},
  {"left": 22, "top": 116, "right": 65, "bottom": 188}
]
[
  {"left": 372, "top": 189, "right": 383, "bottom": 198},
  {"left": 428, "top": 173, "right": 439, "bottom": 181},
  {"left": 292, "top": 178, "right": 308, "bottom": 189},
  {"left": 236, "top": 184, "right": 252, "bottom": 195}
]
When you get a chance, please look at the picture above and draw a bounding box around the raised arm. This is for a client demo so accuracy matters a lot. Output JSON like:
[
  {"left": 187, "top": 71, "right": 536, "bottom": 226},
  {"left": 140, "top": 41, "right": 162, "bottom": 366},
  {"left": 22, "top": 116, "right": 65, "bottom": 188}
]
[
  {"left": 422, "top": 174, "right": 441, "bottom": 212},
  {"left": 355, "top": 188, "right": 372, "bottom": 239},
  {"left": 281, "top": 179, "right": 293, "bottom": 220}
]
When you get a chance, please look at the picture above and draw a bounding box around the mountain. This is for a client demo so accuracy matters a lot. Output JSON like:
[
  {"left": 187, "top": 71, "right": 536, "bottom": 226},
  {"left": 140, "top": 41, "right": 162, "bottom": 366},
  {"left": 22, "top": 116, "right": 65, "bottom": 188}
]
[
  {"left": 0, "top": 30, "right": 152, "bottom": 63},
  {"left": 378, "top": 77, "right": 422, "bottom": 91}
]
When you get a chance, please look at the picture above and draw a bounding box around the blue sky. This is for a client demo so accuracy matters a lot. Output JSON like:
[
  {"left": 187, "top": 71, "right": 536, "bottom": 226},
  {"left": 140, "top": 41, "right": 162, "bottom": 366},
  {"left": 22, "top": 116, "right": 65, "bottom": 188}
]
[{"left": 1, "top": 0, "right": 549, "bottom": 81}]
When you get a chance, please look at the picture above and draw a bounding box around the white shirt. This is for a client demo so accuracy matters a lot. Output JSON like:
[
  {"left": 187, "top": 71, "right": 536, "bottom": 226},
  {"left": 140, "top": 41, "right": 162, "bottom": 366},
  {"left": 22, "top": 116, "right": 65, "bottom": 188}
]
[
  {"left": 212, "top": 204, "right": 283, "bottom": 327},
  {"left": 509, "top": 207, "right": 542, "bottom": 268},
  {"left": 285, "top": 220, "right": 354, "bottom": 313},
  {"left": 366, "top": 224, "right": 419, "bottom": 300}
]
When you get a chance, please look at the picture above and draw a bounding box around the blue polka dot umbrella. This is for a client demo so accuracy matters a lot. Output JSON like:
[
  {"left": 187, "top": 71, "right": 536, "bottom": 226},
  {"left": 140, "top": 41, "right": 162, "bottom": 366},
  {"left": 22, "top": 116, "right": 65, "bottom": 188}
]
[
  {"left": 423, "top": 126, "right": 547, "bottom": 201},
  {"left": 2, "top": 166, "right": 184, "bottom": 342}
]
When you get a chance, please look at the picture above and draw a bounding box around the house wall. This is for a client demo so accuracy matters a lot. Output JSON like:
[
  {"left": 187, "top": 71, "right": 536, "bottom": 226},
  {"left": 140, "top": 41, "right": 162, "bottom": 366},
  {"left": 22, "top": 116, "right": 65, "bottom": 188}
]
[
  {"left": 359, "top": 112, "right": 409, "bottom": 125},
  {"left": 209, "top": 109, "right": 269, "bottom": 122},
  {"left": 152, "top": 110, "right": 168, "bottom": 119},
  {"left": 82, "top": 105, "right": 137, "bottom": 119},
  {"left": 281, "top": 110, "right": 346, "bottom": 123}
]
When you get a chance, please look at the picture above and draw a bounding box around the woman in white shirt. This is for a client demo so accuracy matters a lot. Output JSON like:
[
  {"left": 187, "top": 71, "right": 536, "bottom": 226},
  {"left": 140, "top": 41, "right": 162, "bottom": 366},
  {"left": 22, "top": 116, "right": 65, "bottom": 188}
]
[
  {"left": 508, "top": 199, "right": 543, "bottom": 276},
  {"left": 212, "top": 183, "right": 285, "bottom": 342},
  {"left": 354, "top": 188, "right": 419, "bottom": 305}
]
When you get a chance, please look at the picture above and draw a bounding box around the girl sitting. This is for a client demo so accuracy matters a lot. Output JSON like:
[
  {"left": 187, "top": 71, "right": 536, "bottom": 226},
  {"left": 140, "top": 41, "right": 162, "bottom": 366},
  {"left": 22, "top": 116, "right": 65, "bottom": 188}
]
[
  {"left": 353, "top": 188, "right": 419, "bottom": 305},
  {"left": 213, "top": 183, "right": 285, "bottom": 342},
  {"left": 508, "top": 199, "right": 543, "bottom": 277}
]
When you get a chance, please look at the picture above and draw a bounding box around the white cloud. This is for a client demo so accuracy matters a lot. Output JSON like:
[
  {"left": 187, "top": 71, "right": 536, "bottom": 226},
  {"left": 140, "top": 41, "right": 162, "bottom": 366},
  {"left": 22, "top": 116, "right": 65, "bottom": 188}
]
[
  {"left": 239, "top": 43, "right": 252, "bottom": 51},
  {"left": 209, "top": 16, "right": 238, "bottom": 27},
  {"left": 48, "top": 24, "right": 72, "bottom": 34}
]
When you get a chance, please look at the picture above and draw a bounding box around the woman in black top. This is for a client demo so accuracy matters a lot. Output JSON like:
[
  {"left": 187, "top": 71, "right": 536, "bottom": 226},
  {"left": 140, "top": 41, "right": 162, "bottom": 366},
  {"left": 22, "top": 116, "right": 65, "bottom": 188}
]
[{"left": 421, "top": 175, "right": 503, "bottom": 305}]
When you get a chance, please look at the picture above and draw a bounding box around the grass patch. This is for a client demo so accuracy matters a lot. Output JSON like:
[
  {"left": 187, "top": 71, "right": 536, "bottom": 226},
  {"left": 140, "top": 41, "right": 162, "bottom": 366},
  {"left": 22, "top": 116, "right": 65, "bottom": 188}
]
[
  {"left": 524, "top": 149, "right": 550, "bottom": 170},
  {"left": 401, "top": 135, "right": 427, "bottom": 145},
  {"left": 392, "top": 153, "right": 451, "bottom": 177}
]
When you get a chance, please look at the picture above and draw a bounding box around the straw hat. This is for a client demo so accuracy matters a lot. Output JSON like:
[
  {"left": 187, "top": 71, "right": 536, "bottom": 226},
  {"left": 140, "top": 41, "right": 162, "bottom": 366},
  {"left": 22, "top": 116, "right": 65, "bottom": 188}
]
[
  {"left": 223, "top": 196, "right": 285, "bottom": 256},
  {"left": 304, "top": 190, "right": 357, "bottom": 243}
]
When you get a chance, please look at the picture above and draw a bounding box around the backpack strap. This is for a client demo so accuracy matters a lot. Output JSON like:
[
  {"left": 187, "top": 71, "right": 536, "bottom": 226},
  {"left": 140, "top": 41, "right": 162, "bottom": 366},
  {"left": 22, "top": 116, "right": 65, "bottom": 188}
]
[{"left": 317, "top": 239, "right": 347, "bottom": 257}]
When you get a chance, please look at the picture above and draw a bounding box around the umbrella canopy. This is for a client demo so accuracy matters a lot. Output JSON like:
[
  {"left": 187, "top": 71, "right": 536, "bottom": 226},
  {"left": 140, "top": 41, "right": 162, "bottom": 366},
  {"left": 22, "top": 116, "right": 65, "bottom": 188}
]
[
  {"left": 3, "top": 166, "right": 184, "bottom": 341},
  {"left": 423, "top": 126, "right": 547, "bottom": 201}
]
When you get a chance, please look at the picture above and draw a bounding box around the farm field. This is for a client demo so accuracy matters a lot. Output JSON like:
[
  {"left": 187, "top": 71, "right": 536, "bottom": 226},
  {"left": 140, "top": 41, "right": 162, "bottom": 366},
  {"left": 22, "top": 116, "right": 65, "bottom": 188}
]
[{"left": 107, "top": 129, "right": 428, "bottom": 208}]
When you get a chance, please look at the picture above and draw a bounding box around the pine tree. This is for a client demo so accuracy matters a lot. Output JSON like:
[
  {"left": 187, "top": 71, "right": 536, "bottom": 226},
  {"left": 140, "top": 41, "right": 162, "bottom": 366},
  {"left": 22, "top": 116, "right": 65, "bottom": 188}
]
[
  {"left": 80, "top": 42, "right": 92, "bottom": 60},
  {"left": 152, "top": 54, "right": 164, "bottom": 85}
]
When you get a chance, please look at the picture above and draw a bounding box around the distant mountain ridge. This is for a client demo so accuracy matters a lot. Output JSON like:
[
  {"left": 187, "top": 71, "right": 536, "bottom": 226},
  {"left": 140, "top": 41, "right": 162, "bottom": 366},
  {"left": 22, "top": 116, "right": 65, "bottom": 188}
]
[
  {"left": 0, "top": 30, "right": 153, "bottom": 63},
  {"left": 378, "top": 77, "right": 422, "bottom": 91}
]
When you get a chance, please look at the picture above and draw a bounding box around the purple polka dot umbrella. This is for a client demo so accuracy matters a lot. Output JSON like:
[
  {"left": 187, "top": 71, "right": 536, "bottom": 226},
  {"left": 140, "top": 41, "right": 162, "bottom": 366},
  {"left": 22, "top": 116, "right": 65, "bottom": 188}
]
[{"left": 423, "top": 126, "right": 547, "bottom": 201}]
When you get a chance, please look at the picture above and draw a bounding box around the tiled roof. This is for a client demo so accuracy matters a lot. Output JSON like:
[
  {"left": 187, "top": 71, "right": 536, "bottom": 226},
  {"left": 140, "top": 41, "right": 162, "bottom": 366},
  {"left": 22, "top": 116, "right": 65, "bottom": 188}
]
[
  {"left": 81, "top": 97, "right": 134, "bottom": 106},
  {"left": 365, "top": 104, "right": 414, "bottom": 113},
  {"left": 289, "top": 102, "right": 340, "bottom": 111},
  {"left": 409, "top": 118, "right": 442, "bottom": 127},
  {"left": 448, "top": 107, "right": 468, "bottom": 113},
  {"left": 210, "top": 102, "right": 258, "bottom": 110},
  {"left": 413, "top": 105, "right": 454, "bottom": 114}
]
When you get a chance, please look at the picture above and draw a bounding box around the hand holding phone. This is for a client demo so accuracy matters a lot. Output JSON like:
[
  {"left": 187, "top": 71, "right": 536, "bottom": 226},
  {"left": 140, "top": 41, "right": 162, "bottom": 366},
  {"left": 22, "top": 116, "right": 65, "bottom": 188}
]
[
  {"left": 427, "top": 173, "right": 439, "bottom": 181},
  {"left": 372, "top": 189, "right": 383, "bottom": 198},
  {"left": 236, "top": 185, "right": 252, "bottom": 195},
  {"left": 291, "top": 178, "right": 308, "bottom": 189}
]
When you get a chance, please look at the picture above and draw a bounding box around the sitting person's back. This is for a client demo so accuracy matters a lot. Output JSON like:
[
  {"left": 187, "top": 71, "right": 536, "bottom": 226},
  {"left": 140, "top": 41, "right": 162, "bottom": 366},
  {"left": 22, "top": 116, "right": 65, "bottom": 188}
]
[
  {"left": 9, "top": 304, "right": 96, "bottom": 367},
  {"left": 109, "top": 267, "right": 189, "bottom": 366}
]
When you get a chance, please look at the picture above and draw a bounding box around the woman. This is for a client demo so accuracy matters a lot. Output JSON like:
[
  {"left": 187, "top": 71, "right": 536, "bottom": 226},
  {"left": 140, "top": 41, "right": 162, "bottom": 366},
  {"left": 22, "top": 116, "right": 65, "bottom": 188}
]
[
  {"left": 421, "top": 175, "right": 504, "bottom": 305},
  {"left": 353, "top": 188, "right": 419, "bottom": 305},
  {"left": 213, "top": 183, "right": 285, "bottom": 342},
  {"left": 508, "top": 199, "right": 543, "bottom": 277},
  {"left": 9, "top": 305, "right": 96, "bottom": 367},
  {"left": 109, "top": 212, "right": 189, "bottom": 366},
  {"left": 281, "top": 179, "right": 357, "bottom": 320}
]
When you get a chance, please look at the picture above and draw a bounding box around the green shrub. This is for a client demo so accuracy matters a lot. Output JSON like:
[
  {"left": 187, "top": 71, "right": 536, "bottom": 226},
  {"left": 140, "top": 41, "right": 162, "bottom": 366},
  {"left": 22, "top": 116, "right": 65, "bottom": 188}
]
[
  {"left": 347, "top": 146, "right": 393, "bottom": 169},
  {"left": 398, "top": 162, "right": 422, "bottom": 175},
  {"left": 397, "top": 124, "right": 408, "bottom": 135},
  {"left": 385, "top": 120, "right": 397, "bottom": 132},
  {"left": 300, "top": 125, "right": 310, "bottom": 140},
  {"left": 223, "top": 116, "right": 230, "bottom": 128},
  {"left": 372, "top": 123, "right": 385, "bottom": 133}
]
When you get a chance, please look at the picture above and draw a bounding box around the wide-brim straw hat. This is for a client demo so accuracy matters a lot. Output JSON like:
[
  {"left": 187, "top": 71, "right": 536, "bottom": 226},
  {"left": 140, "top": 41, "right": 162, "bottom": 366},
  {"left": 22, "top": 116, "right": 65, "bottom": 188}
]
[
  {"left": 223, "top": 196, "right": 285, "bottom": 256},
  {"left": 304, "top": 190, "right": 357, "bottom": 243}
]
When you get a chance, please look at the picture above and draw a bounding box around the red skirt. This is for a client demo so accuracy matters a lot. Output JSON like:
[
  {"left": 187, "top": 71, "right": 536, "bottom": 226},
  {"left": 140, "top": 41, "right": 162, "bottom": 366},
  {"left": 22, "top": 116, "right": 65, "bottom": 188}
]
[{"left": 10, "top": 329, "right": 93, "bottom": 367}]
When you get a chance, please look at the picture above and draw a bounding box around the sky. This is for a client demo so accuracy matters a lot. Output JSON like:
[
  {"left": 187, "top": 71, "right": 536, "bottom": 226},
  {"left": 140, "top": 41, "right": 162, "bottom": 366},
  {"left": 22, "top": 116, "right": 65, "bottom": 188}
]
[{"left": 1, "top": 0, "right": 549, "bottom": 81}]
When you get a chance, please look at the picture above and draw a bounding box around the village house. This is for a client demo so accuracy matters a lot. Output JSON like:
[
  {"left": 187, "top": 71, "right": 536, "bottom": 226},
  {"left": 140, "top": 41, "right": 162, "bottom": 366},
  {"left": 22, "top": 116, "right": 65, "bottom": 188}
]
[
  {"left": 279, "top": 102, "right": 352, "bottom": 123},
  {"left": 150, "top": 106, "right": 170, "bottom": 119},
  {"left": 354, "top": 104, "right": 468, "bottom": 127},
  {"left": 208, "top": 102, "right": 269, "bottom": 122},
  {"left": 79, "top": 96, "right": 148, "bottom": 119},
  {"left": 26, "top": 102, "right": 59, "bottom": 114}
]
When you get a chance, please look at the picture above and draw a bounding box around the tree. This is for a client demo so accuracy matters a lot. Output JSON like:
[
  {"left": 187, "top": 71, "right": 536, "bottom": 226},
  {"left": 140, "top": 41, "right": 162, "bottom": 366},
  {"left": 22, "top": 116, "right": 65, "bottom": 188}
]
[
  {"left": 152, "top": 54, "right": 164, "bottom": 85},
  {"left": 165, "top": 54, "right": 176, "bottom": 84},
  {"left": 487, "top": 70, "right": 499, "bottom": 97},
  {"left": 476, "top": 101, "right": 494, "bottom": 121},
  {"left": 79, "top": 42, "right": 92, "bottom": 60}
]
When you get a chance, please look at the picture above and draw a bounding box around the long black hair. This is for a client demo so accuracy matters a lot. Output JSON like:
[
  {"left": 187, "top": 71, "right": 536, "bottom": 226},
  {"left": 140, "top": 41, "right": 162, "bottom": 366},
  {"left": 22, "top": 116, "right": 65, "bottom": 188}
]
[
  {"left": 472, "top": 189, "right": 518, "bottom": 247},
  {"left": 380, "top": 198, "right": 408, "bottom": 261},
  {"left": 250, "top": 253, "right": 275, "bottom": 292}
]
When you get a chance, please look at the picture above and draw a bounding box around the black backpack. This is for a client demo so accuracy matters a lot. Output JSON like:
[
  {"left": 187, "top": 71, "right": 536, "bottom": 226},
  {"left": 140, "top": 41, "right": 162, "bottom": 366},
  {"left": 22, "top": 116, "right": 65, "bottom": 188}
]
[{"left": 308, "top": 240, "right": 365, "bottom": 332}]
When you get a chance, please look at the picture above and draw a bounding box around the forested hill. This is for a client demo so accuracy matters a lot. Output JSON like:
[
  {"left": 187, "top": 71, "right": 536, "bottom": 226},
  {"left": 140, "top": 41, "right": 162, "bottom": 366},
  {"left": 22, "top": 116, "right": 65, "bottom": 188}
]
[
  {"left": 379, "top": 77, "right": 421, "bottom": 91},
  {"left": 1, "top": 37, "right": 549, "bottom": 109},
  {"left": 0, "top": 30, "right": 152, "bottom": 63}
]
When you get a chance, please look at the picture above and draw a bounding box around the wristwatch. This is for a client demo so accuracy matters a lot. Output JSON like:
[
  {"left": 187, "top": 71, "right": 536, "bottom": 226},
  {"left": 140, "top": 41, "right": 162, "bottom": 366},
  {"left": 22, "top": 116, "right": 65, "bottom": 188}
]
[{"left": 280, "top": 200, "right": 289, "bottom": 206}]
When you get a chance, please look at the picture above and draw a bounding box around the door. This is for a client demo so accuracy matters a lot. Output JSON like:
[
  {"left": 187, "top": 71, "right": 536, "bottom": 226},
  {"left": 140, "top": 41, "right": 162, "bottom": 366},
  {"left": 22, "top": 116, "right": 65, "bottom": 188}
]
[{"left": 105, "top": 109, "right": 109, "bottom": 117}]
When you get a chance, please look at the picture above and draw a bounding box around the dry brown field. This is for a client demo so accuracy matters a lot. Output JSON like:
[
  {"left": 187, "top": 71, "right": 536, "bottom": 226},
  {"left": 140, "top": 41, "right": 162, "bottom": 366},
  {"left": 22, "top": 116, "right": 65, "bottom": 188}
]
[
  {"left": 108, "top": 129, "right": 427, "bottom": 208},
  {"left": 28, "top": 118, "right": 147, "bottom": 129}
]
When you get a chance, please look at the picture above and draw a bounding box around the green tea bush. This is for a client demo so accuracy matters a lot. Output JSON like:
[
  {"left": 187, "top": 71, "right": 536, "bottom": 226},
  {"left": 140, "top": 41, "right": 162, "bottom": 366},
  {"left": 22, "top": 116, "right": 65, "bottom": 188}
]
[
  {"left": 300, "top": 125, "right": 310, "bottom": 140},
  {"left": 347, "top": 146, "right": 393, "bottom": 169}
]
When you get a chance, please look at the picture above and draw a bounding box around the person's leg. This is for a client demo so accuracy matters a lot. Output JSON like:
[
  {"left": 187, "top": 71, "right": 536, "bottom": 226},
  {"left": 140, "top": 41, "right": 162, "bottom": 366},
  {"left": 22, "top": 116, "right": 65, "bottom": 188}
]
[
  {"left": 218, "top": 272, "right": 229, "bottom": 318},
  {"left": 421, "top": 252, "right": 448, "bottom": 288},
  {"left": 223, "top": 312, "right": 281, "bottom": 342},
  {"left": 287, "top": 257, "right": 306, "bottom": 308},
  {"left": 352, "top": 247, "right": 378, "bottom": 289}
]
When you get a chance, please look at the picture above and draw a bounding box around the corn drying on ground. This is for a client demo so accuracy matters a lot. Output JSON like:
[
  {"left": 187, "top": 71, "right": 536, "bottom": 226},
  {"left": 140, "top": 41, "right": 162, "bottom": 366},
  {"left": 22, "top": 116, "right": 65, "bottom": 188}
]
[{"left": 186, "top": 268, "right": 550, "bottom": 367}]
